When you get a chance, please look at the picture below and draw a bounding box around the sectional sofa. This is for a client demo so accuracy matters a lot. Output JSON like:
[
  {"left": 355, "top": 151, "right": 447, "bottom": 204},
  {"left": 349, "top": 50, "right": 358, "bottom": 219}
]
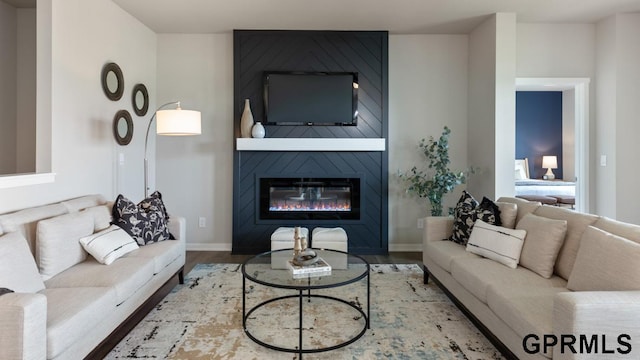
[
  {"left": 422, "top": 196, "right": 640, "bottom": 360},
  {"left": 0, "top": 195, "right": 185, "bottom": 360}
]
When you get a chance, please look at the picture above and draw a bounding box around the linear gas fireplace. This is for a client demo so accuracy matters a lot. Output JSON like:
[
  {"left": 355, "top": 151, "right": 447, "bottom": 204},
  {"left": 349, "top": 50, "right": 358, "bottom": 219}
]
[{"left": 259, "top": 177, "right": 361, "bottom": 220}]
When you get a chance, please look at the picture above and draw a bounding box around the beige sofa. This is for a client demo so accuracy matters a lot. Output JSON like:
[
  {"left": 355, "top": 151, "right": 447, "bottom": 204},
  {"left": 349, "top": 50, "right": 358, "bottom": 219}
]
[
  {"left": 0, "top": 195, "right": 185, "bottom": 360},
  {"left": 422, "top": 197, "right": 640, "bottom": 360}
]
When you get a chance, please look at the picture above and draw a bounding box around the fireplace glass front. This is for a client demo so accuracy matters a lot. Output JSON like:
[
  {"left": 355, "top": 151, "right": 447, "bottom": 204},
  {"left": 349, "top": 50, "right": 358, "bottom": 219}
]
[{"left": 259, "top": 177, "right": 361, "bottom": 220}]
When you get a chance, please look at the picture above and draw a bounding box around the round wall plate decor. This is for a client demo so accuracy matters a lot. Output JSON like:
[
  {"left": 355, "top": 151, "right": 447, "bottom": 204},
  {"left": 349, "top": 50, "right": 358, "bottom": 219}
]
[
  {"left": 113, "top": 110, "right": 133, "bottom": 145},
  {"left": 101, "top": 62, "right": 124, "bottom": 101},
  {"left": 132, "top": 83, "right": 149, "bottom": 116}
]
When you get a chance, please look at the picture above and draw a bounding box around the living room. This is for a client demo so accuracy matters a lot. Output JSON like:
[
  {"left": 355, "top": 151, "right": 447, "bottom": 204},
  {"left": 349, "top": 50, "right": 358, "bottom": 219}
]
[{"left": 1, "top": 0, "right": 640, "bottom": 359}]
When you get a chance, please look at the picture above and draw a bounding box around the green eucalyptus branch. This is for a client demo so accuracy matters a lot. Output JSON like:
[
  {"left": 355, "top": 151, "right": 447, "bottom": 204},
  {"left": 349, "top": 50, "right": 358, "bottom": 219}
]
[{"left": 398, "top": 126, "right": 474, "bottom": 216}]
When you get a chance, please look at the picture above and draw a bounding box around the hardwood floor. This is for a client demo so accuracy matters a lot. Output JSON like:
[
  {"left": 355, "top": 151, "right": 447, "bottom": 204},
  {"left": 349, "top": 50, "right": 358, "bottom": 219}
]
[{"left": 185, "top": 251, "right": 423, "bottom": 275}]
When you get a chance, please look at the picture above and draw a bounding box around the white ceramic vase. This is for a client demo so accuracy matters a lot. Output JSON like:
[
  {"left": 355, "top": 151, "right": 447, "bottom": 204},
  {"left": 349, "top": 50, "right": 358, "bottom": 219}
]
[
  {"left": 251, "top": 122, "right": 265, "bottom": 138},
  {"left": 240, "top": 99, "right": 254, "bottom": 138}
]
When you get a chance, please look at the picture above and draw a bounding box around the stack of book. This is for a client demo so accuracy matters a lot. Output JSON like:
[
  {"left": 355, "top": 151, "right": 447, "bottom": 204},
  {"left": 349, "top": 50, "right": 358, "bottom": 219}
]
[{"left": 287, "top": 257, "right": 332, "bottom": 279}]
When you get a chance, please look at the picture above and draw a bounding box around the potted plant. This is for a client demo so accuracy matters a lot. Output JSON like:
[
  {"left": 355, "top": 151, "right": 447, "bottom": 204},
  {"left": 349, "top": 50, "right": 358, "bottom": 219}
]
[{"left": 399, "top": 126, "right": 473, "bottom": 216}]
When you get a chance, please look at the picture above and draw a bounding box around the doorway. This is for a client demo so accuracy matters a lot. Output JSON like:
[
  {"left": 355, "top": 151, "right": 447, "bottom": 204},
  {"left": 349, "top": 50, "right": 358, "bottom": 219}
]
[{"left": 515, "top": 78, "right": 590, "bottom": 213}]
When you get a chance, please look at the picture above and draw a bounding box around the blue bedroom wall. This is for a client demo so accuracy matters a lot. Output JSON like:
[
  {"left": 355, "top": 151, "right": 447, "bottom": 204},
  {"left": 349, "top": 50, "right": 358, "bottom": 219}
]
[{"left": 516, "top": 91, "right": 563, "bottom": 179}]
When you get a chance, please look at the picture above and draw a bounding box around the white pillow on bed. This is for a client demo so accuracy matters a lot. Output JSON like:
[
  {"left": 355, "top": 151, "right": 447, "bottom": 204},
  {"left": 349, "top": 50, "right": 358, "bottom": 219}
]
[{"left": 515, "top": 164, "right": 528, "bottom": 180}]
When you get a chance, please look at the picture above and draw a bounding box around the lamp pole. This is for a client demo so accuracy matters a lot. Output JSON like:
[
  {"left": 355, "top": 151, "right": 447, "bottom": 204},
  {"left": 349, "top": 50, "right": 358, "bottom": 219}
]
[{"left": 144, "top": 101, "right": 180, "bottom": 198}]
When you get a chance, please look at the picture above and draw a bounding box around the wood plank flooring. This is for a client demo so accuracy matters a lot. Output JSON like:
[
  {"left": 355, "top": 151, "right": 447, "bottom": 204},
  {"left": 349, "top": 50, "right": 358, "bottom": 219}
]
[{"left": 185, "top": 251, "right": 423, "bottom": 275}]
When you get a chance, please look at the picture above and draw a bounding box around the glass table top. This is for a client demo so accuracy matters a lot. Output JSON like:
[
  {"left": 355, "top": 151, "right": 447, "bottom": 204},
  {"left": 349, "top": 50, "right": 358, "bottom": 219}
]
[{"left": 242, "top": 248, "right": 369, "bottom": 290}]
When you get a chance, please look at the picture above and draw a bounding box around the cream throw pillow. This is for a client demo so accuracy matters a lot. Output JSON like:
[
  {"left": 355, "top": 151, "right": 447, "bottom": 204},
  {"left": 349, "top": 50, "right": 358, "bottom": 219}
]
[
  {"left": 568, "top": 226, "right": 640, "bottom": 291},
  {"left": 496, "top": 202, "right": 518, "bottom": 229},
  {"left": 79, "top": 225, "right": 139, "bottom": 265},
  {"left": 516, "top": 213, "right": 568, "bottom": 278},
  {"left": 466, "top": 219, "right": 527, "bottom": 269},
  {"left": 0, "top": 232, "right": 45, "bottom": 293}
]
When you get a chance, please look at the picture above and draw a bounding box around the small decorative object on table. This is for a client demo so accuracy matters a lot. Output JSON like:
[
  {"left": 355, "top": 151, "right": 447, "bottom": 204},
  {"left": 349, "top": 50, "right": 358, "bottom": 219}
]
[
  {"left": 289, "top": 226, "right": 329, "bottom": 278},
  {"left": 288, "top": 256, "right": 332, "bottom": 279},
  {"left": 251, "top": 121, "right": 265, "bottom": 138}
]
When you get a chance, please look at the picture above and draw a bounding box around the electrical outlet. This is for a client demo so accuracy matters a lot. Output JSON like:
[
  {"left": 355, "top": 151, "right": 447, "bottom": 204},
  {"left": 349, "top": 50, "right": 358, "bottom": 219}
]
[
  {"left": 198, "top": 217, "right": 206, "bottom": 228},
  {"left": 417, "top": 218, "right": 424, "bottom": 229}
]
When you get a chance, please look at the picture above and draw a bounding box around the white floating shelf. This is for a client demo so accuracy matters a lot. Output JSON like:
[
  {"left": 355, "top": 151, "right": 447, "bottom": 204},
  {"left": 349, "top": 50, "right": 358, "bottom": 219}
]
[{"left": 236, "top": 138, "right": 386, "bottom": 152}]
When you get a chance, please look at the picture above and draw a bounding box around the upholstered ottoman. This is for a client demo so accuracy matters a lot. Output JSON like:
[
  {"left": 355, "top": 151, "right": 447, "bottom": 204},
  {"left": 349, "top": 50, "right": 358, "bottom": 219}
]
[
  {"left": 270, "top": 227, "right": 308, "bottom": 269},
  {"left": 311, "top": 227, "right": 348, "bottom": 269}
]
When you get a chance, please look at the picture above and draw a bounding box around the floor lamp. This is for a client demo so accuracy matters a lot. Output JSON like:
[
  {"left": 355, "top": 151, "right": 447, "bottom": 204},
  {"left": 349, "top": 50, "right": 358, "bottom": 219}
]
[{"left": 144, "top": 101, "right": 201, "bottom": 198}]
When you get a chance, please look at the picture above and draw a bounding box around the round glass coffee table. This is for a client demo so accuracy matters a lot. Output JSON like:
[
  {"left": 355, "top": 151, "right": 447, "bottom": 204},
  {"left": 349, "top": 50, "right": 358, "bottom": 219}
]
[{"left": 241, "top": 248, "right": 370, "bottom": 359}]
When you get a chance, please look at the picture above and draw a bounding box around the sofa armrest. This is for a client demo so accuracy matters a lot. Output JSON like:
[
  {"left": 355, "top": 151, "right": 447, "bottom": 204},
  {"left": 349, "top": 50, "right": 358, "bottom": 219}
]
[
  {"left": 0, "top": 293, "right": 47, "bottom": 360},
  {"left": 422, "top": 216, "right": 454, "bottom": 245},
  {"left": 553, "top": 291, "right": 640, "bottom": 359},
  {"left": 168, "top": 216, "right": 186, "bottom": 243}
]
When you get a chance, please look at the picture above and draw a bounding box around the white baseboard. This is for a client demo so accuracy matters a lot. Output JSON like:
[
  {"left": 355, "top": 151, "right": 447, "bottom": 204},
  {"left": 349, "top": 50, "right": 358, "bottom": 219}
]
[
  {"left": 186, "top": 243, "right": 232, "bottom": 252},
  {"left": 388, "top": 243, "right": 422, "bottom": 252},
  {"left": 187, "top": 242, "right": 420, "bottom": 252}
]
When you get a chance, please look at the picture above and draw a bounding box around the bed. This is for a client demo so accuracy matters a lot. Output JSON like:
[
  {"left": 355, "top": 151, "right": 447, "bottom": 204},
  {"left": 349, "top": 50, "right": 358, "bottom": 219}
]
[{"left": 514, "top": 158, "right": 575, "bottom": 197}]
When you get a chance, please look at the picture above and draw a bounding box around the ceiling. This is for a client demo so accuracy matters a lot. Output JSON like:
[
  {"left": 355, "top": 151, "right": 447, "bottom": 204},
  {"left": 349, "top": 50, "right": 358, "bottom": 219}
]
[{"left": 112, "top": 0, "right": 640, "bottom": 34}]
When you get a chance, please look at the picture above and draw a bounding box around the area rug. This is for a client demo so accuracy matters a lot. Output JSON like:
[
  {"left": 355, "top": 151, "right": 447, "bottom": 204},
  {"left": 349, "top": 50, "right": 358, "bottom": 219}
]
[{"left": 105, "top": 264, "right": 504, "bottom": 359}]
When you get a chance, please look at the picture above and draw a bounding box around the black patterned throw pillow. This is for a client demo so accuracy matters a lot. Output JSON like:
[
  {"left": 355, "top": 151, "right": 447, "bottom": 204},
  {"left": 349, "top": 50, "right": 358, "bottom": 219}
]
[
  {"left": 449, "top": 191, "right": 479, "bottom": 245},
  {"left": 111, "top": 191, "right": 174, "bottom": 246},
  {"left": 0, "top": 288, "right": 14, "bottom": 296},
  {"left": 476, "top": 196, "right": 502, "bottom": 227},
  {"left": 449, "top": 192, "right": 502, "bottom": 245}
]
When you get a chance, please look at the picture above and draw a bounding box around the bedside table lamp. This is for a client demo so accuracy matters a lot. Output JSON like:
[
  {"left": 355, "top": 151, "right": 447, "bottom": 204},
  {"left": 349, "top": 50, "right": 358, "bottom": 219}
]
[
  {"left": 542, "top": 155, "right": 558, "bottom": 180},
  {"left": 144, "top": 101, "right": 201, "bottom": 197}
]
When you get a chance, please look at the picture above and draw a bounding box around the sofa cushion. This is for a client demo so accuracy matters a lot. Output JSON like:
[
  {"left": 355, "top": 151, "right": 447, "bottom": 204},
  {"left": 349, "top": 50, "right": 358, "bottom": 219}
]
[
  {"left": 44, "top": 256, "right": 155, "bottom": 305},
  {"left": 79, "top": 225, "right": 139, "bottom": 265},
  {"left": 41, "top": 287, "right": 116, "bottom": 359},
  {"left": 568, "top": 226, "right": 640, "bottom": 291},
  {"left": 451, "top": 257, "right": 567, "bottom": 304},
  {"left": 123, "top": 238, "right": 184, "bottom": 274},
  {"left": 496, "top": 201, "right": 518, "bottom": 229},
  {"left": 60, "top": 194, "right": 107, "bottom": 213},
  {"left": 516, "top": 213, "right": 568, "bottom": 279},
  {"left": 80, "top": 204, "right": 112, "bottom": 232},
  {"left": 0, "top": 203, "right": 68, "bottom": 255},
  {"left": 112, "top": 192, "right": 172, "bottom": 246},
  {"left": 533, "top": 205, "right": 599, "bottom": 280},
  {"left": 0, "top": 232, "right": 45, "bottom": 293},
  {"left": 592, "top": 217, "right": 640, "bottom": 244},
  {"left": 36, "top": 212, "right": 94, "bottom": 281},
  {"left": 487, "top": 285, "right": 568, "bottom": 357},
  {"left": 496, "top": 196, "right": 541, "bottom": 224},
  {"left": 466, "top": 220, "right": 526, "bottom": 269},
  {"left": 425, "top": 240, "right": 478, "bottom": 273}
]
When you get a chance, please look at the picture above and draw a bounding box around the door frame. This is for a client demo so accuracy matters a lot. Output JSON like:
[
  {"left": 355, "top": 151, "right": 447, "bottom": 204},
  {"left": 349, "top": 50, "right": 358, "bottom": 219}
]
[{"left": 515, "top": 77, "right": 590, "bottom": 213}]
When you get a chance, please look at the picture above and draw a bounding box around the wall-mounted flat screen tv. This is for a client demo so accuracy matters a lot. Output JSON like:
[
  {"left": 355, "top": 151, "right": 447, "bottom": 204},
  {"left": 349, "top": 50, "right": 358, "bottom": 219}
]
[{"left": 263, "top": 71, "right": 358, "bottom": 126}]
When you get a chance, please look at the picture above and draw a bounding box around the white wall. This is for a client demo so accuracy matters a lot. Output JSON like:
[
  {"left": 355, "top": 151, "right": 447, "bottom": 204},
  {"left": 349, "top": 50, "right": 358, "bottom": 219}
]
[
  {"left": 612, "top": 14, "right": 640, "bottom": 224},
  {"left": 0, "top": 1, "right": 17, "bottom": 174},
  {"left": 494, "top": 13, "right": 517, "bottom": 199},
  {"left": 16, "top": 8, "right": 36, "bottom": 173},
  {"left": 388, "top": 34, "right": 468, "bottom": 251},
  {"left": 156, "top": 34, "right": 234, "bottom": 250},
  {"left": 0, "top": 0, "right": 156, "bottom": 213},
  {"left": 593, "top": 14, "right": 640, "bottom": 224},
  {"left": 467, "top": 16, "right": 497, "bottom": 199}
]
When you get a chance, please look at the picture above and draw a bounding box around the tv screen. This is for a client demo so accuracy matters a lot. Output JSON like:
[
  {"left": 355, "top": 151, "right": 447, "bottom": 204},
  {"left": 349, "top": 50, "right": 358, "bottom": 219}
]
[{"left": 263, "top": 72, "right": 358, "bottom": 126}]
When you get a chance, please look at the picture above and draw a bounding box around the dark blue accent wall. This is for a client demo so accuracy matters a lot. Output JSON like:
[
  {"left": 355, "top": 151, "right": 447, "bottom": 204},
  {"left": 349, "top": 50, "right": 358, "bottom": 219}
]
[
  {"left": 516, "top": 91, "right": 563, "bottom": 179},
  {"left": 233, "top": 30, "right": 389, "bottom": 255}
]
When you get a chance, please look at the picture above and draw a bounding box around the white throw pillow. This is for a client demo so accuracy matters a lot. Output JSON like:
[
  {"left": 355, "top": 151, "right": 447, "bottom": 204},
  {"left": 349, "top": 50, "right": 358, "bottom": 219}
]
[
  {"left": 466, "top": 219, "right": 527, "bottom": 269},
  {"left": 0, "top": 232, "right": 45, "bottom": 293},
  {"left": 79, "top": 225, "right": 139, "bottom": 265}
]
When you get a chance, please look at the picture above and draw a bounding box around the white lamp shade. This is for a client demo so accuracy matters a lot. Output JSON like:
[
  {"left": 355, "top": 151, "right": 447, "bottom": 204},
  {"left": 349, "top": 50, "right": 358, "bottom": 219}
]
[
  {"left": 542, "top": 155, "right": 558, "bottom": 169},
  {"left": 156, "top": 109, "right": 201, "bottom": 135}
]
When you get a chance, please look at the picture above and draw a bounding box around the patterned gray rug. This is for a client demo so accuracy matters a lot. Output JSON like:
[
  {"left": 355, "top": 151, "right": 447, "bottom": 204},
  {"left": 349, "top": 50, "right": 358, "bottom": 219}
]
[{"left": 106, "top": 264, "right": 503, "bottom": 359}]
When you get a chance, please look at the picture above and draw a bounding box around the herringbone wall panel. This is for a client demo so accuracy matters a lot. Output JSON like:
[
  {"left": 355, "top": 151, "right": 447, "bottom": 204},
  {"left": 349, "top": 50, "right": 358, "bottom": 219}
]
[{"left": 233, "top": 30, "right": 388, "bottom": 254}]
